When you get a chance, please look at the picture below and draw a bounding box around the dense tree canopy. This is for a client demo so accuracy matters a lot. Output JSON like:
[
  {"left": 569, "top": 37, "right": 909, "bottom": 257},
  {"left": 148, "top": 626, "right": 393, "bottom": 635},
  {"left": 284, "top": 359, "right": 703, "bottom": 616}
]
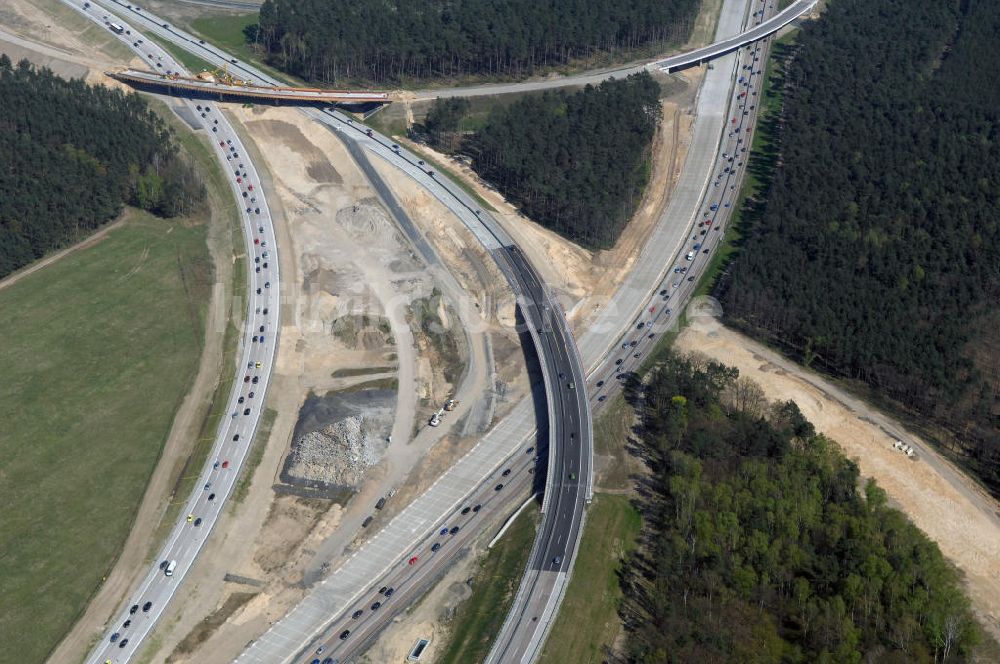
[
  {"left": 253, "top": 0, "right": 699, "bottom": 84},
  {"left": 0, "top": 56, "right": 205, "bottom": 279},
  {"left": 424, "top": 73, "right": 660, "bottom": 249},
  {"left": 415, "top": 97, "right": 470, "bottom": 153},
  {"left": 716, "top": 0, "right": 1000, "bottom": 490},
  {"left": 623, "top": 353, "right": 979, "bottom": 662}
]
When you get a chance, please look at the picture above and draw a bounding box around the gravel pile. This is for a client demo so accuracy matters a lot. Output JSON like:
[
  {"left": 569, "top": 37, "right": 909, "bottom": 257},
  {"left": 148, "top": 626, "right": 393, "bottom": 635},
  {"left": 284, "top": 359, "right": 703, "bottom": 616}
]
[{"left": 288, "top": 415, "right": 379, "bottom": 486}]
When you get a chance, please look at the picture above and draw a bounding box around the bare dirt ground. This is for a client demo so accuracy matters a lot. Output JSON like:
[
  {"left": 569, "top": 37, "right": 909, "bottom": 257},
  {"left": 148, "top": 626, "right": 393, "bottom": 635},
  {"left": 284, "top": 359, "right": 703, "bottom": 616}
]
[
  {"left": 135, "top": 105, "right": 523, "bottom": 664},
  {"left": 0, "top": 0, "right": 146, "bottom": 82},
  {"left": 676, "top": 316, "right": 1000, "bottom": 641},
  {"left": 398, "top": 69, "right": 701, "bottom": 324}
]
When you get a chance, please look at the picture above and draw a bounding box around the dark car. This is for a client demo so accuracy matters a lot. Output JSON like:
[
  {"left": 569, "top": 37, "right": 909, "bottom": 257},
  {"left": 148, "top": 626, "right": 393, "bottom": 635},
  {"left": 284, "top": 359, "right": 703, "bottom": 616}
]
[
  {"left": 142, "top": 601, "right": 152, "bottom": 612},
  {"left": 243, "top": 408, "right": 251, "bottom": 416},
  {"left": 501, "top": 468, "right": 511, "bottom": 477},
  {"left": 119, "top": 638, "right": 129, "bottom": 648},
  {"left": 495, "top": 483, "right": 504, "bottom": 491},
  {"left": 339, "top": 630, "right": 350, "bottom": 640},
  {"left": 449, "top": 526, "right": 460, "bottom": 535},
  {"left": 384, "top": 587, "right": 395, "bottom": 597},
  {"left": 130, "top": 604, "right": 139, "bottom": 615},
  {"left": 371, "top": 601, "right": 382, "bottom": 611},
  {"left": 596, "top": 380, "right": 604, "bottom": 387},
  {"left": 352, "top": 609, "right": 363, "bottom": 619},
  {"left": 208, "top": 493, "right": 216, "bottom": 500},
  {"left": 194, "top": 518, "right": 203, "bottom": 526},
  {"left": 431, "top": 542, "right": 441, "bottom": 552},
  {"left": 123, "top": 619, "right": 131, "bottom": 628},
  {"left": 233, "top": 434, "right": 240, "bottom": 441},
  {"left": 252, "top": 376, "right": 259, "bottom": 384},
  {"left": 461, "top": 506, "right": 471, "bottom": 515},
  {"left": 110, "top": 632, "right": 120, "bottom": 643},
  {"left": 472, "top": 504, "right": 481, "bottom": 512},
  {"left": 378, "top": 586, "right": 387, "bottom": 594}
]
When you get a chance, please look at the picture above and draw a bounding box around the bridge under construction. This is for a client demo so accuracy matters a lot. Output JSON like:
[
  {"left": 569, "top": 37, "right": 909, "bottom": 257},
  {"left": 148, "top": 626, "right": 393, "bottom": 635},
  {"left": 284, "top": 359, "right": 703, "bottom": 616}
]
[{"left": 106, "top": 67, "right": 390, "bottom": 105}]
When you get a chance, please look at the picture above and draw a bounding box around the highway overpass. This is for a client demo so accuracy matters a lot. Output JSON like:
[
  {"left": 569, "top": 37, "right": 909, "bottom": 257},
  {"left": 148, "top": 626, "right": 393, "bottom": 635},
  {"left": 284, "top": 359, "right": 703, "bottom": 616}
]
[
  {"left": 656, "top": 0, "right": 816, "bottom": 72},
  {"left": 107, "top": 68, "right": 389, "bottom": 105},
  {"left": 72, "top": 2, "right": 592, "bottom": 664}
]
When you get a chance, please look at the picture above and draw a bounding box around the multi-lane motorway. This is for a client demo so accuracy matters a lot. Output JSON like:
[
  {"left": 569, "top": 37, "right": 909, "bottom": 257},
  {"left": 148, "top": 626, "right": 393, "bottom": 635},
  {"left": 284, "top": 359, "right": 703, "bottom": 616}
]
[
  {"left": 485, "top": 0, "right": 784, "bottom": 659},
  {"left": 585, "top": 1, "right": 778, "bottom": 393},
  {"left": 67, "top": 0, "right": 782, "bottom": 660},
  {"left": 73, "top": 2, "right": 590, "bottom": 663},
  {"left": 63, "top": 4, "right": 282, "bottom": 664}
]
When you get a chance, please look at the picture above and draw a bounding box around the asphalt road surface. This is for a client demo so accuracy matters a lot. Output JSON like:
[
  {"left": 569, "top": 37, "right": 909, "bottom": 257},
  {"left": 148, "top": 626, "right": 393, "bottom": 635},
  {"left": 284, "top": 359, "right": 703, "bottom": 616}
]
[
  {"left": 77, "top": 4, "right": 591, "bottom": 664},
  {"left": 70, "top": 0, "right": 774, "bottom": 659},
  {"left": 288, "top": 443, "right": 544, "bottom": 664},
  {"left": 486, "top": 1, "right": 773, "bottom": 664},
  {"left": 62, "top": 4, "right": 283, "bottom": 664},
  {"left": 419, "top": 0, "right": 815, "bottom": 99},
  {"left": 107, "top": 68, "right": 389, "bottom": 103},
  {"left": 655, "top": 0, "right": 815, "bottom": 71},
  {"left": 590, "top": 0, "right": 778, "bottom": 399}
]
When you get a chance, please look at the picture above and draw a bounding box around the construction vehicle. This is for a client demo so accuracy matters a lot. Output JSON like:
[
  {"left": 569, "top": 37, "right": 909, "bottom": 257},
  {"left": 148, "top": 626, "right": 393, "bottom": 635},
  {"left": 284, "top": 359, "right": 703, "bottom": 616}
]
[{"left": 196, "top": 64, "right": 252, "bottom": 87}]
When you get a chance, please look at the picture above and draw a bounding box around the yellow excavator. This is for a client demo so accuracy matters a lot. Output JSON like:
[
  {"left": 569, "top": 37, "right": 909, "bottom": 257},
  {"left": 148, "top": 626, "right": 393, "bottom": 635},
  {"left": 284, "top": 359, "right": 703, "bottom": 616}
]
[{"left": 194, "top": 64, "right": 252, "bottom": 87}]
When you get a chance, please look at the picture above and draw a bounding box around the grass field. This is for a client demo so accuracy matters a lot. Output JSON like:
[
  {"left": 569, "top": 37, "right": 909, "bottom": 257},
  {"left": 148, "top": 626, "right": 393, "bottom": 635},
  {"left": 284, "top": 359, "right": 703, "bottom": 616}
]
[
  {"left": 437, "top": 508, "right": 538, "bottom": 664},
  {"left": 0, "top": 211, "right": 212, "bottom": 664},
  {"left": 592, "top": 393, "right": 637, "bottom": 491},
  {"left": 539, "top": 494, "right": 641, "bottom": 664},
  {"left": 145, "top": 30, "right": 217, "bottom": 75},
  {"left": 188, "top": 13, "right": 298, "bottom": 85},
  {"left": 233, "top": 408, "right": 276, "bottom": 504}
]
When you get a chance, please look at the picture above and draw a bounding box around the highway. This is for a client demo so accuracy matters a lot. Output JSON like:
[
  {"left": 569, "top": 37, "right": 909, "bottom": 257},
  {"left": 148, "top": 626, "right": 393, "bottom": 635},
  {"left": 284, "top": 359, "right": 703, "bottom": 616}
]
[
  {"left": 589, "top": 2, "right": 777, "bottom": 394},
  {"left": 655, "top": 0, "right": 815, "bottom": 71},
  {"left": 70, "top": 0, "right": 776, "bottom": 660},
  {"left": 74, "top": 2, "right": 592, "bottom": 664},
  {"left": 278, "top": 0, "right": 778, "bottom": 649},
  {"left": 418, "top": 0, "right": 815, "bottom": 99},
  {"left": 289, "top": 447, "right": 544, "bottom": 664},
  {"left": 62, "top": 4, "right": 283, "bottom": 664},
  {"left": 486, "top": 0, "right": 773, "bottom": 664}
]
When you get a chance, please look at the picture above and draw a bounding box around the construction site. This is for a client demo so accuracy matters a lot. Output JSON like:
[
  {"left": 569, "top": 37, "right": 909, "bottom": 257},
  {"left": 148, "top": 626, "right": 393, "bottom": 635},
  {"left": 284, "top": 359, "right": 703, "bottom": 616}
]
[{"left": 107, "top": 65, "right": 391, "bottom": 104}]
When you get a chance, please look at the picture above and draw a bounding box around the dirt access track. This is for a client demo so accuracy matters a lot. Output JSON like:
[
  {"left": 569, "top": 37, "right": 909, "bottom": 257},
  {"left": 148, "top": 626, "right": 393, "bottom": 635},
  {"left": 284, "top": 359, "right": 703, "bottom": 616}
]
[{"left": 677, "top": 315, "right": 1000, "bottom": 641}]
